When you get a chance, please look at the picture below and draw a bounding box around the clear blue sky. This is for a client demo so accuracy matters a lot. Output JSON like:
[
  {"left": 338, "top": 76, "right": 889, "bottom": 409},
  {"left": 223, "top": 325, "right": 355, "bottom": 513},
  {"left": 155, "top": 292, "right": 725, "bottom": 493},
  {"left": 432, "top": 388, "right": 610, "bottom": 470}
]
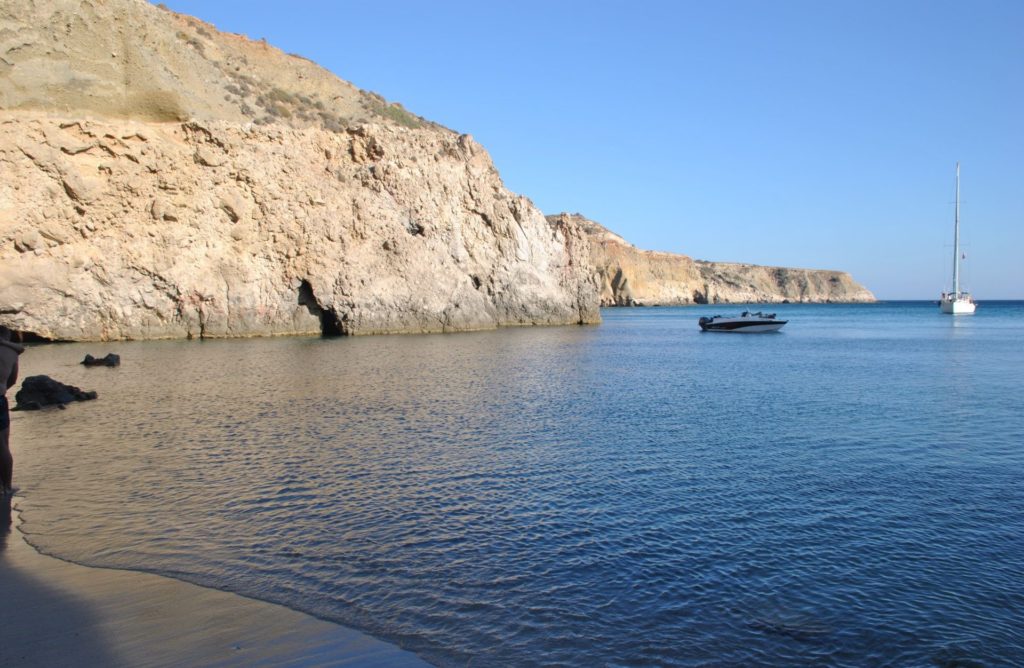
[{"left": 161, "top": 0, "right": 1023, "bottom": 299}]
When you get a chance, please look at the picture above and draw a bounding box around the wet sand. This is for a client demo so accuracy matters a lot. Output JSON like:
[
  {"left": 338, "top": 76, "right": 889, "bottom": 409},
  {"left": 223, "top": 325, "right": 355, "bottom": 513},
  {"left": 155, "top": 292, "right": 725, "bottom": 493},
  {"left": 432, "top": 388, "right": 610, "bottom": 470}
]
[{"left": 0, "top": 498, "right": 431, "bottom": 667}]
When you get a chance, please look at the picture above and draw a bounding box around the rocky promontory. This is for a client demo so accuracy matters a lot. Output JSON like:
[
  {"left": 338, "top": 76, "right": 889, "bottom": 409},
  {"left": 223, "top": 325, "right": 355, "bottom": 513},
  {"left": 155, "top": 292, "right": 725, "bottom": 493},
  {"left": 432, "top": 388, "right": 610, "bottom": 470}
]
[
  {"left": 0, "top": 0, "right": 598, "bottom": 340},
  {"left": 551, "top": 213, "right": 875, "bottom": 306}
]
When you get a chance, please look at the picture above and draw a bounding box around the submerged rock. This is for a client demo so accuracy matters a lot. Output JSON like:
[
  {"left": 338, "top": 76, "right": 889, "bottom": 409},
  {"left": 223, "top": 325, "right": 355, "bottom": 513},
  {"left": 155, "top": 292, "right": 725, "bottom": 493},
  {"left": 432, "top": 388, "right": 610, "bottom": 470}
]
[
  {"left": 13, "top": 376, "right": 98, "bottom": 411},
  {"left": 81, "top": 353, "right": 121, "bottom": 367}
]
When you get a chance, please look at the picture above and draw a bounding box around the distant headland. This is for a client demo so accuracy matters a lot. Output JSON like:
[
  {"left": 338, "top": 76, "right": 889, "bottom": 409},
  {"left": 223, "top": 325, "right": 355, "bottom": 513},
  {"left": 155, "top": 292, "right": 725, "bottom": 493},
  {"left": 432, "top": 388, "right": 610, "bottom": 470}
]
[{"left": 551, "top": 213, "right": 875, "bottom": 306}]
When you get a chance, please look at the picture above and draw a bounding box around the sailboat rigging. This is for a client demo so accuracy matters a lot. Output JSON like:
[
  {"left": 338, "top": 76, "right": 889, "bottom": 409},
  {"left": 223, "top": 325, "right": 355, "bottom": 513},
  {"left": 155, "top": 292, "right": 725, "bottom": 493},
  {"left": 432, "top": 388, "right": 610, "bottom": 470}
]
[{"left": 939, "top": 162, "right": 976, "bottom": 315}]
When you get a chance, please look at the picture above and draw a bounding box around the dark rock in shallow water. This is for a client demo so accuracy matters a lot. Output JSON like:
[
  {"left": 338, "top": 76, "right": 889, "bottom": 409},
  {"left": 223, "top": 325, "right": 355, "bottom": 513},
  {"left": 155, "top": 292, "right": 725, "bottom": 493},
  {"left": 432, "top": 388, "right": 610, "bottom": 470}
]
[
  {"left": 81, "top": 353, "right": 120, "bottom": 367},
  {"left": 13, "top": 375, "right": 98, "bottom": 410}
]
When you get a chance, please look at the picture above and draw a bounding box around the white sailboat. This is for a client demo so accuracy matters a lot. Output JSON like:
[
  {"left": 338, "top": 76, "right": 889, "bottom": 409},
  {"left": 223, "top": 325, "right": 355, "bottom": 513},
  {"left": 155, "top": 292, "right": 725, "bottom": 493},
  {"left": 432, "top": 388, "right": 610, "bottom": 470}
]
[{"left": 939, "top": 162, "right": 976, "bottom": 315}]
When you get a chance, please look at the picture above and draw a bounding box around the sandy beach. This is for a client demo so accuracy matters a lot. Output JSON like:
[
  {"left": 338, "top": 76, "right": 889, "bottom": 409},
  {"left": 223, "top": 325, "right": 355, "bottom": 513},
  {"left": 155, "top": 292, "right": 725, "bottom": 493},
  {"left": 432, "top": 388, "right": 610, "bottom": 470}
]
[{"left": 0, "top": 496, "right": 430, "bottom": 667}]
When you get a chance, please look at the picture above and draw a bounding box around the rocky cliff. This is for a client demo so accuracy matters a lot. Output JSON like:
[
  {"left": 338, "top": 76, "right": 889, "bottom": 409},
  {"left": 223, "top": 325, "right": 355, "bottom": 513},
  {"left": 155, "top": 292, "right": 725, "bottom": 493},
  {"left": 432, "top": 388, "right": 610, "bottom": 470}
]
[
  {"left": 0, "top": 0, "right": 599, "bottom": 340},
  {"left": 551, "top": 213, "right": 875, "bottom": 306}
]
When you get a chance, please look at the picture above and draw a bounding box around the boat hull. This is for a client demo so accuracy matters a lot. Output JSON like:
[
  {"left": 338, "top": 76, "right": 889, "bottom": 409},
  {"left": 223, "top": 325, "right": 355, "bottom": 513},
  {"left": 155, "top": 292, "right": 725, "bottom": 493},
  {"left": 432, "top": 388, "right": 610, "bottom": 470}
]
[
  {"left": 940, "top": 297, "right": 976, "bottom": 315},
  {"left": 699, "top": 321, "right": 787, "bottom": 333}
]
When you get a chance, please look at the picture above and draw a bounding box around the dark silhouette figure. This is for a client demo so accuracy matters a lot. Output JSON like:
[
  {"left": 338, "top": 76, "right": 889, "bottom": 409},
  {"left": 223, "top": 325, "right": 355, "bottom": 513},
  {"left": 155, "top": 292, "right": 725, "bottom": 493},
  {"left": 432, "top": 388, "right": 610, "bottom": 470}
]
[{"left": 0, "top": 326, "right": 24, "bottom": 496}]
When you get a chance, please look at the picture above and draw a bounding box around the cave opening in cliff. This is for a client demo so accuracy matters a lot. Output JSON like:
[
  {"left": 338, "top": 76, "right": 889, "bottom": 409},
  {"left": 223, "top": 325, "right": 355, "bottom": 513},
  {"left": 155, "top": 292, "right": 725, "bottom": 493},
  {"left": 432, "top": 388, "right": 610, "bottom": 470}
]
[
  {"left": 4, "top": 328, "right": 63, "bottom": 344},
  {"left": 297, "top": 280, "right": 344, "bottom": 337}
]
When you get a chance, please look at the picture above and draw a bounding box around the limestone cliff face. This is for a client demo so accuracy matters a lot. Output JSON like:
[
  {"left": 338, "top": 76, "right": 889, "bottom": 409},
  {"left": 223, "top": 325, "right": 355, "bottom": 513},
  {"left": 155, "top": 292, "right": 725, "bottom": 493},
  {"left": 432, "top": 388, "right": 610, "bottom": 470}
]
[
  {"left": 0, "top": 0, "right": 598, "bottom": 340},
  {"left": 551, "top": 213, "right": 875, "bottom": 306},
  {"left": 1, "top": 117, "right": 599, "bottom": 340}
]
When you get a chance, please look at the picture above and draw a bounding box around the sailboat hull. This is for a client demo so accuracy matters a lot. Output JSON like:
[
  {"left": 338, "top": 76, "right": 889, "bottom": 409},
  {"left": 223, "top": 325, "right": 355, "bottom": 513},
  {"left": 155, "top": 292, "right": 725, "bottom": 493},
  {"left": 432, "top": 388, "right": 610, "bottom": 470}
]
[{"left": 940, "top": 296, "right": 976, "bottom": 315}]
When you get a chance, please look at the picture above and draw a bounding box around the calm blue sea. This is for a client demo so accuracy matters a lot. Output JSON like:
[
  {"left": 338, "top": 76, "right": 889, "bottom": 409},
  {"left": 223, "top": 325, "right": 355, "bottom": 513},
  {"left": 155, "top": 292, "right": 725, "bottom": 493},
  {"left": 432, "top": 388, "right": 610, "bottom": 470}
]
[{"left": 10, "top": 301, "right": 1024, "bottom": 666}]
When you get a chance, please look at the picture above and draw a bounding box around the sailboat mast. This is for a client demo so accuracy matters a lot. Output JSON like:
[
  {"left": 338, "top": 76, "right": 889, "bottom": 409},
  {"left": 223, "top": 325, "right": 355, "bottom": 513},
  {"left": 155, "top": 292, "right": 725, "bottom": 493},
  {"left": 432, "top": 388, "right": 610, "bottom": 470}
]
[{"left": 953, "top": 162, "right": 960, "bottom": 296}]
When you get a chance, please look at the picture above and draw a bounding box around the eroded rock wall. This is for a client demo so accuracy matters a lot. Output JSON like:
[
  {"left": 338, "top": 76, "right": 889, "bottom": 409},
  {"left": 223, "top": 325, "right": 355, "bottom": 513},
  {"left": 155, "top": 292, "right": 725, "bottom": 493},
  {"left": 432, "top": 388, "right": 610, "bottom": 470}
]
[{"left": 1, "top": 116, "right": 599, "bottom": 340}]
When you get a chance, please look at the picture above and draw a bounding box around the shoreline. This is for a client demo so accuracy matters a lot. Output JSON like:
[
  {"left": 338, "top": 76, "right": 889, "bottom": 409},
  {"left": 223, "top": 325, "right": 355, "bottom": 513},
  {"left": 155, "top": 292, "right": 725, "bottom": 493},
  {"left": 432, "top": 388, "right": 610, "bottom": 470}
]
[{"left": 0, "top": 499, "right": 431, "bottom": 667}]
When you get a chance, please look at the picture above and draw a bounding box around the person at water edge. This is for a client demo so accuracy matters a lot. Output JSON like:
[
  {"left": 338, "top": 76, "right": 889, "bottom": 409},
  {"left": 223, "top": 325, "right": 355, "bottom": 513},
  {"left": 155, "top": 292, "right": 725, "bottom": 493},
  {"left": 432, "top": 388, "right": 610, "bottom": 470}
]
[{"left": 0, "top": 325, "right": 25, "bottom": 497}]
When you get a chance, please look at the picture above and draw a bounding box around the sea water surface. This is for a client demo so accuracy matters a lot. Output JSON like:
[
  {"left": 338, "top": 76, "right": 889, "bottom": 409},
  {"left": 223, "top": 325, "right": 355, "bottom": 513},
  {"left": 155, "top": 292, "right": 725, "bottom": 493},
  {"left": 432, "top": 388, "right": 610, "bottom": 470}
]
[{"left": 11, "top": 302, "right": 1024, "bottom": 666}]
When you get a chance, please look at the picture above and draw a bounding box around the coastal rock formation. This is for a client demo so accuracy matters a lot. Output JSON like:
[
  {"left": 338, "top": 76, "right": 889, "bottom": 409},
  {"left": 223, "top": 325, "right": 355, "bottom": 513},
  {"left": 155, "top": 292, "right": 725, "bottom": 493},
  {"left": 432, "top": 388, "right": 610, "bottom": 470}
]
[
  {"left": 1, "top": 117, "right": 599, "bottom": 340},
  {"left": 14, "top": 375, "right": 98, "bottom": 410},
  {"left": 551, "top": 213, "right": 875, "bottom": 305},
  {"left": 81, "top": 353, "right": 120, "bottom": 367},
  {"left": 0, "top": 0, "right": 598, "bottom": 340}
]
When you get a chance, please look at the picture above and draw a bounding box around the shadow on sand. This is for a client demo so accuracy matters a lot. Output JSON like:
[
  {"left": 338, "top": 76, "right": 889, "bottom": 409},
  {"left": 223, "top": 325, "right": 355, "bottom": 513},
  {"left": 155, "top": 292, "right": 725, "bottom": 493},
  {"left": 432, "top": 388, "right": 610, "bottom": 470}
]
[{"left": 0, "top": 496, "right": 121, "bottom": 666}]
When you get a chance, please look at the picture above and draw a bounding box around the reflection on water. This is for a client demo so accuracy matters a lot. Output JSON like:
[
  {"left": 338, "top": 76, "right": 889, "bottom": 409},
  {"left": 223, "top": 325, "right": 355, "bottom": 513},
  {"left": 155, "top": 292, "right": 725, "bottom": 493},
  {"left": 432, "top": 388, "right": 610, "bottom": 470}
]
[{"left": 11, "top": 302, "right": 1024, "bottom": 666}]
